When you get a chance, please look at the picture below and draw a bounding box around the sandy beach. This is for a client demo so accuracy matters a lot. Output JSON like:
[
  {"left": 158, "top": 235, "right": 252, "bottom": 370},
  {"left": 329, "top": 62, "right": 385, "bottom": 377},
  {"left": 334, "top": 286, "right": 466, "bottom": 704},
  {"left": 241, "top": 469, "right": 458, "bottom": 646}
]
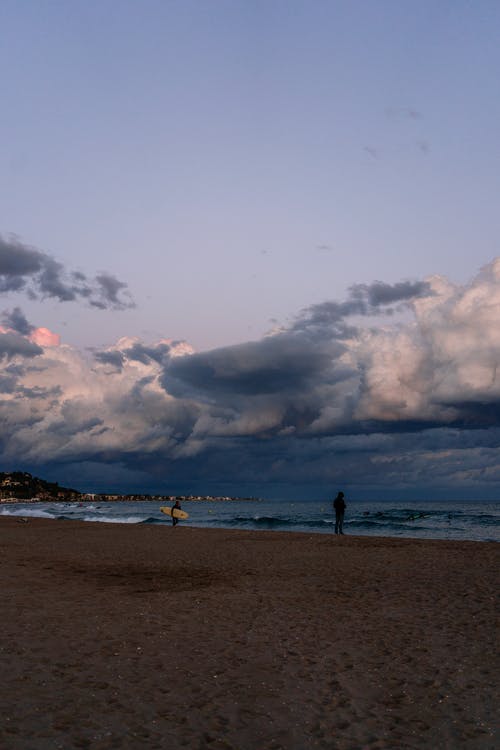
[{"left": 0, "top": 517, "right": 498, "bottom": 749}]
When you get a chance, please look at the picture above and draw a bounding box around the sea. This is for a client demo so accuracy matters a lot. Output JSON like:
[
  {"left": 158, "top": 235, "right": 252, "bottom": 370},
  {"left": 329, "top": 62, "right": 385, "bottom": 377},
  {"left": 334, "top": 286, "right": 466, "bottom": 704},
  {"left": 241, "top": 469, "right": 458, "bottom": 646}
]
[{"left": 1, "top": 498, "right": 499, "bottom": 542}]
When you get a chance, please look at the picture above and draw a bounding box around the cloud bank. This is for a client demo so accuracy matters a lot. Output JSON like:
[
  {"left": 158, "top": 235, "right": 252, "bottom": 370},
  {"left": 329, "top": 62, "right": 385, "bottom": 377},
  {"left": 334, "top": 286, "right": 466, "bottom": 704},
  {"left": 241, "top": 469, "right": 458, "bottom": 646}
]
[{"left": 1, "top": 259, "right": 500, "bottom": 496}]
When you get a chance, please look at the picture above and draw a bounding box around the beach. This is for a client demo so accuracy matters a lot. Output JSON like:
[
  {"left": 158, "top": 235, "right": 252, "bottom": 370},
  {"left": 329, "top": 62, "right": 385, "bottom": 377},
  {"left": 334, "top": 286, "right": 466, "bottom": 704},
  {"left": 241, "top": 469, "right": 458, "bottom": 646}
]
[{"left": 0, "top": 517, "right": 497, "bottom": 749}]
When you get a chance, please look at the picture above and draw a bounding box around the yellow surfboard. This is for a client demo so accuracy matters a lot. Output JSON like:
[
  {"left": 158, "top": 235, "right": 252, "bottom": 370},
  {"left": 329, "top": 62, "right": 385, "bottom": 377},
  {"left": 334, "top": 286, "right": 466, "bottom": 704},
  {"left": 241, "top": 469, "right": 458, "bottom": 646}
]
[{"left": 160, "top": 506, "right": 189, "bottom": 520}]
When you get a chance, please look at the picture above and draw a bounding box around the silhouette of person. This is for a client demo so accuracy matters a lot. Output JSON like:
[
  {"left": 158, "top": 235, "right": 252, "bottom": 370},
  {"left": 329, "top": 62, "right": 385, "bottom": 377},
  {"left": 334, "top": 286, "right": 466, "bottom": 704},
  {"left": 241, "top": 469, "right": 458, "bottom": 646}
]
[
  {"left": 333, "top": 491, "right": 346, "bottom": 535},
  {"left": 171, "top": 499, "right": 182, "bottom": 527}
]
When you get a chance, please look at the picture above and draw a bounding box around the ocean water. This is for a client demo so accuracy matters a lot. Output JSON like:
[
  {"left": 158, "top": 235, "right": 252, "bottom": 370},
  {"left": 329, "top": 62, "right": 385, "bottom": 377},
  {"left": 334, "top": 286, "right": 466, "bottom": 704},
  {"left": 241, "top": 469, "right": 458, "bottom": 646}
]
[{"left": 1, "top": 498, "right": 499, "bottom": 542}]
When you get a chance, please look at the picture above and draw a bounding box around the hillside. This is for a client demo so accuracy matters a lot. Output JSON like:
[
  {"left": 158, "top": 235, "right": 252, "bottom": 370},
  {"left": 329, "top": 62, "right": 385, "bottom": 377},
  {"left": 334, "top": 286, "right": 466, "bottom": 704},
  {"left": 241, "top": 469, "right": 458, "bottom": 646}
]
[{"left": 0, "top": 472, "right": 81, "bottom": 501}]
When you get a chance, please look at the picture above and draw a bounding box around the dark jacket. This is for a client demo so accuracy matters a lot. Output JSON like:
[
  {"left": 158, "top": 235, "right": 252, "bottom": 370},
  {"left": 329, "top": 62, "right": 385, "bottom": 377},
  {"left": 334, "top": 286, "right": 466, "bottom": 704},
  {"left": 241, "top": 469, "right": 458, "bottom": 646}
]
[{"left": 333, "top": 496, "right": 346, "bottom": 513}]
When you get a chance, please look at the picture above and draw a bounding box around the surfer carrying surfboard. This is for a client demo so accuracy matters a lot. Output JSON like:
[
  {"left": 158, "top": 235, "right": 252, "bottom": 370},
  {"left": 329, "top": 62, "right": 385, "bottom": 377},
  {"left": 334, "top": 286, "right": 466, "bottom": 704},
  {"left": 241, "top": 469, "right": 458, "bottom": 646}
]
[
  {"left": 171, "top": 499, "right": 182, "bottom": 527},
  {"left": 333, "top": 491, "right": 346, "bottom": 535}
]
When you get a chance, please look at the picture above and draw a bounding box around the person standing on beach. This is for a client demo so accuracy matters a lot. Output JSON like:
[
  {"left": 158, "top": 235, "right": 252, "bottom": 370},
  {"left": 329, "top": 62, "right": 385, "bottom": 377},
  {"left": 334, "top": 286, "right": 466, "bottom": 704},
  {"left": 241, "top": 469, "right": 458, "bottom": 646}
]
[
  {"left": 333, "top": 491, "right": 346, "bottom": 534},
  {"left": 171, "top": 499, "right": 182, "bottom": 527}
]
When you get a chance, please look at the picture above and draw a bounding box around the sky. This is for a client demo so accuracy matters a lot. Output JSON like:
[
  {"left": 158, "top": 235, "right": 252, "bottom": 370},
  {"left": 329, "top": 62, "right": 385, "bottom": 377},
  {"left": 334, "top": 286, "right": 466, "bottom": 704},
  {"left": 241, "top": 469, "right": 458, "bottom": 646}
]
[{"left": 1, "top": 1, "right": 500, "bottom": 499}]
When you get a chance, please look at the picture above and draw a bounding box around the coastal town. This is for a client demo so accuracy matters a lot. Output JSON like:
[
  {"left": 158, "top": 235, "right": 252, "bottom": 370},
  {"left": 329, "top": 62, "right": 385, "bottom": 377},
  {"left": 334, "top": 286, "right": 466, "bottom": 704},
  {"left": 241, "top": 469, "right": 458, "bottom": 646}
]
[{"left": 0, "top": 471, "right": 256, "bottom": 503}]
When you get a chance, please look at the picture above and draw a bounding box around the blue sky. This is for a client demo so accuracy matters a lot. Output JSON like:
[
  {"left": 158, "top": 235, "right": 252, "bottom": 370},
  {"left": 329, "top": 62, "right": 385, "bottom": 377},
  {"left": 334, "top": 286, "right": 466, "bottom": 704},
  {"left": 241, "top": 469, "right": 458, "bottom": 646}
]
[{"left": 1, "top": 2, "right": 500, "bottom": 497}]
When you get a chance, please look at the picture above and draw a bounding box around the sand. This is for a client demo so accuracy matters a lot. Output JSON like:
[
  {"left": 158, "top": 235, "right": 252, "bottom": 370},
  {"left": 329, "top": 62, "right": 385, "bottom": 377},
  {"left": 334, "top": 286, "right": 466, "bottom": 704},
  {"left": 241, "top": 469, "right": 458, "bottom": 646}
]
[{"left": 0, "top": 516, "right": 498, "bottom": 750}]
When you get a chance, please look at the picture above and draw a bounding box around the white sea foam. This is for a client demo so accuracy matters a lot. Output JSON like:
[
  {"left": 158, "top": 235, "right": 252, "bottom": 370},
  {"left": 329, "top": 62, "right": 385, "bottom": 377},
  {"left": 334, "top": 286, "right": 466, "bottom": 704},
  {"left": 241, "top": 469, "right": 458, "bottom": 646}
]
[
  {"left": 0, "top": 507, "right": 54, "bottom": 519},
  {"left": 82, "top": 515, "right": 145, "bottom": 524}
]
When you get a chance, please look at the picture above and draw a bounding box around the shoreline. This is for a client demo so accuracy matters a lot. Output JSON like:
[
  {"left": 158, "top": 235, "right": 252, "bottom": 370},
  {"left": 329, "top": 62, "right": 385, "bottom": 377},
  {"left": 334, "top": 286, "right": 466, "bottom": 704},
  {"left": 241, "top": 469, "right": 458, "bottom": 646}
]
[
  {"left": 1, "top": 501, "right": 498, "bottom": 544},
  {"left": 0, "top": 495, "right": 260, "bottom": 504},
  {"left": 1, "top": 512, "right": 496, "bottom": 545},
  {"left": 1, "top": 517, "right": 498, "bottom": 749}
]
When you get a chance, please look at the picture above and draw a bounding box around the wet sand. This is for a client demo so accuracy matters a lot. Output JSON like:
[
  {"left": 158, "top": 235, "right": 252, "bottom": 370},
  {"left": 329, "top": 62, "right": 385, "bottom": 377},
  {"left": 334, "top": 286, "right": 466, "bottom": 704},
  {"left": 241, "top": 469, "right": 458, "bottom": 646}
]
[{"left": 0, "top": 516, "right": 498, "bottom": 749}]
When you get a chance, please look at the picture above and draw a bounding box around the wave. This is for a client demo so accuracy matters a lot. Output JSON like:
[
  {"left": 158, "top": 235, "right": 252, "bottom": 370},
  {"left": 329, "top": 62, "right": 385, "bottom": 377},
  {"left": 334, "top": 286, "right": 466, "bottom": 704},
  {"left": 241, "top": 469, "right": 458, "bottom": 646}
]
[
  {"left": 227, "top": 515, "right": 333, "bottom": 530},
  {"left": 0, "top": 507, "right": 54, "bottom": 519},
  {"left": 358, "top": 510, "right": 433, "bottom": 522},
  {"left": 81, "top": 514, "right": 150, "bottom": 524},
  {"left": 53, "top": 513, "right": 153, "bottom": 524},
  {"left": 1, "top": 500, "right": 497, "bottom": 541}
]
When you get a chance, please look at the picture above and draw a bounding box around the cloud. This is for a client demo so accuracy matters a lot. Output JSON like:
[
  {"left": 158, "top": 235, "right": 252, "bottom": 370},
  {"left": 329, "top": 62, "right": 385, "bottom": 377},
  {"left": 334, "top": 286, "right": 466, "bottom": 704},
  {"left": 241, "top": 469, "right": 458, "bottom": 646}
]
[
  {"left": 94, "top": 349, "right": 126, "bottom": 370},
  {"left": 165, "top": 336, "right": 339, "bottom": 397},
  {"left": 0, "top": 234, "right": 134, "bottom": 310},
  {"left": 2, "top": 259, "right": 500, "bottom": 494},
  {"left": 349, "top": 279, "right": 431, "bottom": 307},
  {"left": 91, "top": 274, "right": 133, "bottom": 310},
  {"left": 29, "top": 327, "right": 61, "bottom": 347},
  {"left": 1, "top": 307, "right": 60, "bottom": 347},
  {"left": 290, "top": 278, "right": 432, "bottom": 336},
  {"left": 1, "top": 306, "right": 34, "bottom": 335},
  {"left": 0, "top": 332, "right": 43, "bottom": 360}
]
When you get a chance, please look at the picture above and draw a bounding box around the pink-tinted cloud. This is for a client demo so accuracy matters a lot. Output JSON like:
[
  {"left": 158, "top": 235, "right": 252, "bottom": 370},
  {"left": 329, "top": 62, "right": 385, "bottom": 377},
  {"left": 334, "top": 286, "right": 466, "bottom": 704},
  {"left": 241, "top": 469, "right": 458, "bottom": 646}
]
[{"left": 29, "top": 327, "right": 61, "bottom": 347}]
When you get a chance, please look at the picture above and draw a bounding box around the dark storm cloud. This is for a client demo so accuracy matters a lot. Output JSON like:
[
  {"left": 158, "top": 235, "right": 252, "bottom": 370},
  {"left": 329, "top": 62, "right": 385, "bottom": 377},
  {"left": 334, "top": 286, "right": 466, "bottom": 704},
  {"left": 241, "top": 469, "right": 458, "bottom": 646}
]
[
  {"left": 0, "top": 235, "right": 44, "bottom": 280},
  {"left": 439, "top": 400, "right": 500, "bottom": 428},
  {"left": 349, "top": 280, "right": 431, "bottom": 307},
  {"left": 1, "top": 306, "right": 34, "bottom": 335},
  {"left": 292, "top": 278, "right": 432, "bottom": 334},
  {"left": 0, "top": 234, "right": 134, "bottom": 309},
  {"left": 164, "top": 335, "right": 342, "bottom": 398},
  {"left": 123, "top": 341, "right": 172, "bottom": 365},
  {"left": 93, "top": 341, "right": 173, "bottom": 371},
  {"left": 291, "top": 299, "right": 362, "bottom": 334},
  {"left": 0, "top": 332, "right": 43, "bottom": 360},
  {"left": 47, "top": 410, "right": 104, "bottom": 437},
  {"left": 37, "top": 257, "right": 84, "bottom": 302},
  {"left": 94, "top": 350, "right": 126, "bottom": 370},
  {"left": 0, "top": 361, "right": 30, "bottom": 394},
  {"left": 93, "top": 274, "right": 134, "bottom": 310},
  {"left": 18, "top": 384, "right": 63, "bottom": 400},
  {"left": 0, "top": 373, "right": 18, "bottom": 392}
]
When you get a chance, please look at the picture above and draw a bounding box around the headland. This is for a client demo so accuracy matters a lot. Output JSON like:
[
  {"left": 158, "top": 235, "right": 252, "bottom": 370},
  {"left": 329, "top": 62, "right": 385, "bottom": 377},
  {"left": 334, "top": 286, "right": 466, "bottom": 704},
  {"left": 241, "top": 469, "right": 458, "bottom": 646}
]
[{"left": 0, "top": 471, "right": 257, "bottom": 503}]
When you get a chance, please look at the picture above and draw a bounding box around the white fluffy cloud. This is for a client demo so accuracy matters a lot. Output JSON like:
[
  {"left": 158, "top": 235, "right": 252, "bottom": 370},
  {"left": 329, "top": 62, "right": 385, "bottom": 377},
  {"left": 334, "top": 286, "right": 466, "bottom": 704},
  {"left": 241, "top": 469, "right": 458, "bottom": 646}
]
[
  {"left": 355, "top": 259, "right": 500, "bottom": 425},
  {"left": 2, "top": 259, "right": 500, "bottom": 493}
]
